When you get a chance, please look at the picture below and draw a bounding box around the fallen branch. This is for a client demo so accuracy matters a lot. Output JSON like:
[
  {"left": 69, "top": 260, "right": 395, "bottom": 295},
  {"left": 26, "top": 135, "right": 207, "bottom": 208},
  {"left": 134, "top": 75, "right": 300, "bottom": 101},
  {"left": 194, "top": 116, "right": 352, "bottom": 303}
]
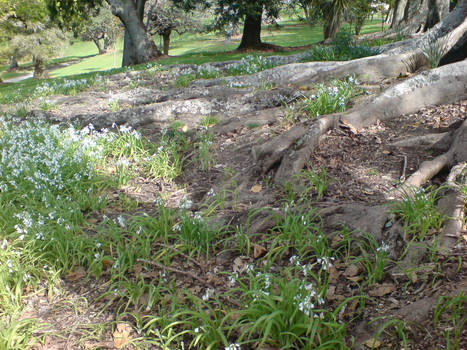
[{"left": 138, "top": 258, "right": 214, "bottom": 288}]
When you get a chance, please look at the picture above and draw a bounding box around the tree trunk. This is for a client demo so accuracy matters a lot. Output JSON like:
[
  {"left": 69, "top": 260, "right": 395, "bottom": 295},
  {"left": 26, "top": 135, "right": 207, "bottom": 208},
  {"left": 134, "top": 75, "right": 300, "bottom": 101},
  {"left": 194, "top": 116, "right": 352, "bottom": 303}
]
[
  {"left": 355, "top": 17, "right": 365, "bottom": 35},
  {"left": 238, "top": 6, "right": 263, "bottom": 50},
  {"left": 391, "top": 0, "right": 408, "bottom": 28},
  {"left": 33, "top": 57, "right": 47, "bottom": 79},
  {"left": 391, "top": 0, "right": 452, "bottom": 33},
  {"left": 302, "top": 4, "right": 311, "bottom": 23},
  {"left": 8, "top": 56, "right": 19, "bottom": 71},
  {"left": 323, "top": 4, "right": 342, "bottom": 40},
  {"left": 426, "top": 0, "right": 450, "bottom": 29},
  {"left": 107, "top": 0, "right": 161, "bottom": 66},
  {"left": 162, "top": 30, "right": 171, "bottom": 55},
  {"left": 103, "top": 34, "right": 115, "bottom": 51},
  {"left": 93, "top": 39, "right": 106, "bottom": 55}
]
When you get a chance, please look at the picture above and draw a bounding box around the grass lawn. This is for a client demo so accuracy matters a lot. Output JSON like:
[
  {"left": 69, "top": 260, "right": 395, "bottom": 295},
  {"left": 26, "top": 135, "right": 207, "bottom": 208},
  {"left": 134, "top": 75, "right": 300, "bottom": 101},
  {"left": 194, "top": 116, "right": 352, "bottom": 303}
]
[
  {"left": 0, "top": 17, "right": 387, "bottom": 86},
  {"left": 52, "top": 18, "right": 385, "bottom": 76}
]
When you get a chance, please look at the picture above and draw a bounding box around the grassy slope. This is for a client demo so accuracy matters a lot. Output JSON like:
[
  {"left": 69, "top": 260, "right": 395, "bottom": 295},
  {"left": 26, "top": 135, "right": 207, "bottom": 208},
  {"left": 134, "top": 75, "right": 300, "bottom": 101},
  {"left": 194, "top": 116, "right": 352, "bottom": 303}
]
[{"left": 0, "top": 18, "right": 387, "bottom": 80}]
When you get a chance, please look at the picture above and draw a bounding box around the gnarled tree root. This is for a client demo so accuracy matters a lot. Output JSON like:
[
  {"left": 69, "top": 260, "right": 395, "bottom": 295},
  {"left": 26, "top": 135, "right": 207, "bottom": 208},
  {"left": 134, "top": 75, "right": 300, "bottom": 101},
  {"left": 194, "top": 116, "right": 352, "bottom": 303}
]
[
  {"left": 251, "top": 60, "right": 467, "bottom": 185},
  {"left": 391, "top": 118, "right": 467, "bottom": 199}
]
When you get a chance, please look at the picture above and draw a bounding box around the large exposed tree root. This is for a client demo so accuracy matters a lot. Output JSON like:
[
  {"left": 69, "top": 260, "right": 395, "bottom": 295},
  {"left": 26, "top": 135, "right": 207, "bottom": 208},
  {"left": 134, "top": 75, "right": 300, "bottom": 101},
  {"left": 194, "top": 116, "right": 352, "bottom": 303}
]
[
  {"left": 251, "top": 60, "right": 467, "bottom": 185},
  {"left": 392, "top": 118, "right": 467, "bottom": 198}
]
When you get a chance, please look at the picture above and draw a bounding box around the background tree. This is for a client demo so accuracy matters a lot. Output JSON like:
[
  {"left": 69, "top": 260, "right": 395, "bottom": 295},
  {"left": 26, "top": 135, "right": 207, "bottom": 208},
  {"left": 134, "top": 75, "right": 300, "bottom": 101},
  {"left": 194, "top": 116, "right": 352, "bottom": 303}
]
[
  {"left": 346, "top": 0, "right": 372, "bottom": 35},
  {"left": 145, "top": 0, "right": 200, "bottom": 55},
  {"left": 0, "top": 0, "right": 67, "bottom": 78},
  {"left": 174, "top": 0, "right": 284, "bottom": 50},
  {"left": 9, "top": 28, "right": 67, "bottom": 78},
  {"left": 79, "top": 4, "right": 121, "bottom": 55},
  {"left": 47, "top": 0, "right": 162, "bottom": 66}
]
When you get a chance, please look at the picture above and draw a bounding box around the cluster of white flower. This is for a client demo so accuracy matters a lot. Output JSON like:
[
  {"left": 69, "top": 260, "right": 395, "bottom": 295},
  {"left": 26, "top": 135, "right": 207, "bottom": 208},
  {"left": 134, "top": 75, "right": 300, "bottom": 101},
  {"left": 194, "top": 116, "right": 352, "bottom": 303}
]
[
  {"left": 288, "top": 256, "right": 327, "bottom": 317},
  {"left": 317, "top": 256, "right": 335, "bottom": 271},
  {"left": 225, "top": 343, "right": 241, "bottom": 350},
  {"left": 227, "top": 55, "right": 277, "bottom": 75},
  {"left": 34, "top": 78, "right": 92, "bottom": 97},
  {"left": 177, "top": 197, "right": 193, "bottom": 210},
  {"left": 202, "top": 288, "right": 214, "bottom": 301},
  {"left": 377, "top": 241, "right": 390, "bottom": 253}
]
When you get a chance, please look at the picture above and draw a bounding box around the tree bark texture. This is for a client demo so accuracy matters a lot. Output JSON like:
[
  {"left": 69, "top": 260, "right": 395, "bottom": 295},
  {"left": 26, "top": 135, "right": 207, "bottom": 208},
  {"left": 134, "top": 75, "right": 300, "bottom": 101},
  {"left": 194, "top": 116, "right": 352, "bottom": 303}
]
[
  {"left": 33, "top": 57, "right": 47, "bottom": 79},
  {"left": 93, "top": 38, "right": 106, "bottom": 55},
  {"left": 391, "top": 0, "right": 451, "bottom": 33},
  {"left": 323, "top": 4, "right": 341, "bottom": 40},
  {"left": 162, "top": 30, "right": 171, "bottom": 55},
  {"left": 238, "top": 7, "right": 263, "bottom": 50},
  {"left": 107, "top": 0, "right": 161, "bottom": 66},
  {"left": 8, "top": 56, "right": 19, "bottom": 71}
]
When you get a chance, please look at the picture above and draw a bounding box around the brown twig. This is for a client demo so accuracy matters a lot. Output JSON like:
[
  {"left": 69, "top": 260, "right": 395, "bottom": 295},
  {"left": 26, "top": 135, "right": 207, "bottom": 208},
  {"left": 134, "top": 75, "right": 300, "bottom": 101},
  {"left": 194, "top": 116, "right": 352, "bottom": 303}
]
[
  {"left": 138, "top": 258, "right": 214, "bottom": 288},
  {"left": 400, "top": 154, "right": 408, "bottom": 182},
  {"left": 154, "top": 242, "right": 205, "bottom": 272}
]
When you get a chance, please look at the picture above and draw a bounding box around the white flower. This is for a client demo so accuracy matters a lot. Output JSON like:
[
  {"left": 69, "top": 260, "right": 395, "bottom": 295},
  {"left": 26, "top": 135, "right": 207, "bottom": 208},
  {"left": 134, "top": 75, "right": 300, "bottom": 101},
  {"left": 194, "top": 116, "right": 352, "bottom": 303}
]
[
  {"left": 117, "top": 215, "right": 126, "bottom": 227},
  {"left": 0, "top": 239, "right": 7, "bottom": 249},
  {"left": 202, "top": 288, "right": 214, "bottom": 301},
  {"left": 377, "top": 241, "right": 390, "bottom": 253},
  {"left": 177, "top": 197, "right": 193, "bottom": 210},
  {"left": 225, "top": 344, "right": 241, "bottom": 350}
]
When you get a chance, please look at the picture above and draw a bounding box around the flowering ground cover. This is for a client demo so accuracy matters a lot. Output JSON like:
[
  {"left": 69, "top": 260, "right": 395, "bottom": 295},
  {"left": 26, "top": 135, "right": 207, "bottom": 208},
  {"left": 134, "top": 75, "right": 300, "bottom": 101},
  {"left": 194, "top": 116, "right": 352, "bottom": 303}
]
[{"left": 0, "top": 50, "right": 466, "bottom": 350}]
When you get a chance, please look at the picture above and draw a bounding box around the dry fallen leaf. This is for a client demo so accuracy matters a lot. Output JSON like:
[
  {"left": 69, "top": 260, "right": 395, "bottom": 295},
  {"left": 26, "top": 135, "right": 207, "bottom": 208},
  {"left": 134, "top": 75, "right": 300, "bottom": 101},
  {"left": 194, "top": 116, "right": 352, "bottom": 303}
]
[
  {"left": 343, "top": 264, "right": 360, "bottom": 277},
  {"left": 113, "top": 323, "right": 132, "bottom": 348},
  {"left": 328, "top": 266, "right": 340, "bottom": 284},
  {"left": 132, "top": 262, "right": 143, "bottom": 275},
  {"left": 364, "top": 338, "right": 381, "bottom": 348},
  {"left": 67, "top": 266, "right": 86, "bottom": 282},
  {"left": 253, "top": 244, "right": 267, "bottom": 259},
  {"left": 250, "top": 184, "right": 262, "bottom": 193},
  {"left": 369, "top": 283, "right": 396, "bottom": 297},
  {"left": 346, "top": 275, "right": 362, "bottom": 283},
  {"left": 233, "top": 256, "right": 247, "bottom": 273}
]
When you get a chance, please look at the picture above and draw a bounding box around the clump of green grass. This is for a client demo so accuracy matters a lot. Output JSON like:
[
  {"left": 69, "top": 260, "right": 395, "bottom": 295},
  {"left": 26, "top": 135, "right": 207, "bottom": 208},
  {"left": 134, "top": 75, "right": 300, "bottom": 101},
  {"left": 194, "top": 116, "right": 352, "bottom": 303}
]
[
  {"left": 197, "top": 132, "right": 214, "bottom": 171},
  {"left": 200, "top": 115, "right": 219, "bottom": 127},
  {"left": 392, "top": 186, "right": 445, "bottom": 241},
  {"left": 228, "top": 266, "right": 346, "bottom": 349},
  {"left": 301, "top": 30, "right": 380, "bottom": 62},
  {"left": 420, "top": 33, "right": 451, "bottom": 68},
  {"left": 174, "top": 54, "right": 283, "bottom": 88},
  {"left": 226, "top": 54, "right": 280, "bottom": 75},
  {"left": 100, "top": 125, "right": 188, "bottom": 183},
  {"left": 299, "top": 77, "right": 362, "bottom": 119},
  {"left": 434, "top": 292, "right": 466, "bottom": 348}
]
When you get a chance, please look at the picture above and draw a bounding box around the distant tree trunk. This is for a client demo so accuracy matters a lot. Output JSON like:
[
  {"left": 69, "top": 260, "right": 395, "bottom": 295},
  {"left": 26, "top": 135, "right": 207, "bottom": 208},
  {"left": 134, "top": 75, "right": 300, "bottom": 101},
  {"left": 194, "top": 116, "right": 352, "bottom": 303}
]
[
  {"left": 8, "top": 56, "right": 19, "bottom": 71},
  {"left": 238, "top": 5, "right": 263, "bottom": 50},
  {"left": 93, "top": 38, "right": 106, "bottom": 54},
  {"left": 103, "top": 34, "right": 114, "bottom": 51},
  {"left": 162, "top": 30, "right": 171, "bottom": 55},
  {"left": 323, "top": 4, "right": 342, "bottom": 40},
  {"left": 302, "top": 4, "right": 311, "bottom": 23},
  {"left": 33, "top": 57, "right": 47, "bottom": 79},
  {"left": 355, "top": 16, "right": 365, "bottom": 35},
  {"left": 107, "top": 0, "right": 161, "bottom": 66}
]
